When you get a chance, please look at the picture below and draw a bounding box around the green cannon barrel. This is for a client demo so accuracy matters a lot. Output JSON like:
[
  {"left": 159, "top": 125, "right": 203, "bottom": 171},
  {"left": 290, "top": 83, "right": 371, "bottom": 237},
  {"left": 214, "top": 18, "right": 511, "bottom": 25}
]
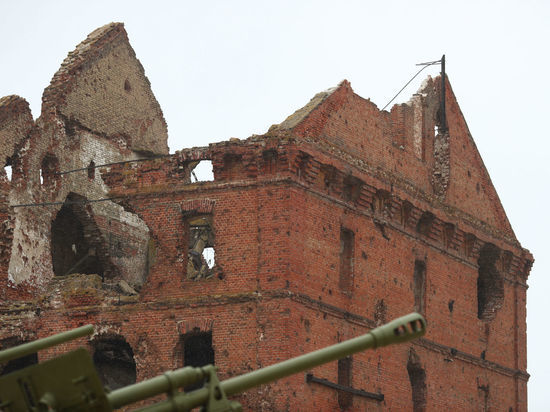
[
  {"left": 124, "top": 312, "right": 425, "bottom": 412},
  {"left": 0, "top": 324, "right": 94, "bottom": 364}
]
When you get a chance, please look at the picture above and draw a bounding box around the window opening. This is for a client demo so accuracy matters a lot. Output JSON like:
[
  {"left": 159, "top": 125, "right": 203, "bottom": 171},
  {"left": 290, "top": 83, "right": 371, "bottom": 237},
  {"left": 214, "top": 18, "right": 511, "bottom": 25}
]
[
  {"left": 319, "top": 164, "right": 338, "bottom": 191},
  {"left": 92, "top": 337, "right": 136, "bottom": 390},
  {"left": 262, "top": 149, "right": 278, "bottom": 174},
  {"left": 4, "top": 157, "right": 12, "bottom": 182},
  {"left": 190, "top": 160, "right": 214, "bottom": 182},
  {"left": 373, "top": 189, "right": 391, "bottom": 216},
  {"left": 416, "top": 211, "right": 434, "bottom": 236},
  {"left": 463, "top": 233, "right": 476, "bottom": 258},
  {"left": 407, "top": 350, "right": 427, "bottom": 412},
  {"left": 176, "top": 331, "right": 214, "bottom": 391},
  {"left": 477, "top": 243, "right": 504, "bottom": 321},
  {"left": 338, "top": 357, "right": 353, "bottom": 409},
  {"left": 40, "top": 154, "right": 60, "bottom": 188},
  {"left": 443, "top": 223, "right": 455, "bottom": 249},
  {"left": 87, "top": 160, "right": 96, "bottom": 180},
  {"left": 186, "top": 215, "right": 215, "bottom": 280},
  {"left": 402, "top": 201, "right": 413, "bottom": 227},
  {"left": 343, "top": 176, "right": 362, "bottom": 203},
  {"left": 222, "top": 154, "right": 243, "bottom": 180},
  {"left": 413, "top": 260, "right": 426, "bottom": 314},
  {"left": 51, "top": 193, "right": 106, "bottom": 277},
  {"left": 339, "top": 228, "right": 354, "bottom": 294}
]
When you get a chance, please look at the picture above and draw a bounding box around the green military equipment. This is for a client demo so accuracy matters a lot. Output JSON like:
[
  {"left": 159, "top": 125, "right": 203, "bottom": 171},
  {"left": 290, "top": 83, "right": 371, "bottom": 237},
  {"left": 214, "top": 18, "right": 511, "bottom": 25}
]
[{"left": 0, "top": 312, "right": 426, "bottom": 411}]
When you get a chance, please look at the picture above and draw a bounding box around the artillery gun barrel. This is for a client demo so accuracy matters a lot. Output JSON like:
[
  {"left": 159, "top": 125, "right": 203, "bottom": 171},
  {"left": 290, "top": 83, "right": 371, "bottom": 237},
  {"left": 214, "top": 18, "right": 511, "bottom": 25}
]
[
  {"left": 107, "top": 367, "right": 208, "bottom": 408},
  {"left": 0, "top": 324, "right": 93, "bottom": 364},
  {"left": 135, "top": 312, "right": 425, "bottom": 412}
]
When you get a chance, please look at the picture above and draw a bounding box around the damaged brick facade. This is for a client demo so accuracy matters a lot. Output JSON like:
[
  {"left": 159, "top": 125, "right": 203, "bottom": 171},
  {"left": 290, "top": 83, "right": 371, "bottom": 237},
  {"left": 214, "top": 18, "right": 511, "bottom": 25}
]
[{"left": 0, "top": 23, "right": 532, "bottom": 411}]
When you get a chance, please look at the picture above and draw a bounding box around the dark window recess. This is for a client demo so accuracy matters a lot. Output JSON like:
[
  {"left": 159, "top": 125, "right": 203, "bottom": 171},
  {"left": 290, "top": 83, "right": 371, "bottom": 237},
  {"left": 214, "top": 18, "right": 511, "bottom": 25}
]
[
  {"left": 176, "top": 331, "right": 215, "bottom": 392},
  {"left": 477, "top": 243, "right": 504, "bottom": 321},
  {"left": 92, "top": 337, "right": 136, "bottom": 390},
  {"left": 407, "top": 350, "right": 427, "bottom": 412},
  {"left": 401, "top": 201, "right": 413, "bottom": 227},
  {"left": 339, "top": 228, "right": 355, "bottom": 293},
  {"left": 87, "top": 160, "right": 95, "bottom": 180},
  {"left": 51, "top": 193, "right": 107, "bottom": 278},
  {"left": 222, "top": 153, "right": 243, "bottom": 180},
  {"left": 343, "top": 176, "right": 362, "bottom": 203},
  {"left": 296, "top": 152, "right": 311, "bottom": 181},
  {"left": 416, "top": 212, "right": 434, "bottom": 236},
  {"left": 262, "top": 149, "right": 278, "bottom": 174},
  {"left": 319, "top": 164, "right": 338, "bottom": 191},
  {"left": 443, "top": 223, "right": 455, "bottom": 249},
  {"left": 463, "top": 233, "right": 476, "bottom": 258},
  {"left": 338, "top": 357, "right": 353, "bottom": 409},
  {"left": 413, "top": 260, "right": 426, "bottom": 314},
  {"left": 373, "top": 189, "right": 391, "bottom": 216},
  {"left": 186, "top": 215, "right": 215, "bottom": 280},
  {"left": 40, "top": 154, "right": 60, "bottom": 188}
]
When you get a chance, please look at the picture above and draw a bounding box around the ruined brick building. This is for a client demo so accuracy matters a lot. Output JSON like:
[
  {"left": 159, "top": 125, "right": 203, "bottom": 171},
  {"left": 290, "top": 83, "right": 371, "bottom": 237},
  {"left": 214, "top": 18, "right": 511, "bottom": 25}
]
[{"left": 0, "top": 23, "right": 532, "bottom": 411}]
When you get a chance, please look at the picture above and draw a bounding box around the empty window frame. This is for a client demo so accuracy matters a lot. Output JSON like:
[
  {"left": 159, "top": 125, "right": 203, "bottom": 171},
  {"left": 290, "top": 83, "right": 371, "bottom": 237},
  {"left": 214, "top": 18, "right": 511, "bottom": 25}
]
[
  {"left": 92, "top": 337, "right": 136, "bottom": 390},
  {"left": 186, "top": 215, "right": 215, "bottom": 280},
  {"left": 176, "top": 331, "right": 215, "bottom": 391}
]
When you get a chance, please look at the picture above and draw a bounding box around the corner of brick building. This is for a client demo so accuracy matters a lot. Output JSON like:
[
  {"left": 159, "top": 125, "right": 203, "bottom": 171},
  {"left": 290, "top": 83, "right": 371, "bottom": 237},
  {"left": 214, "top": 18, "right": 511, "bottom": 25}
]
[{"left": 0, "top": 24, "right": 532, "bottom": 412}]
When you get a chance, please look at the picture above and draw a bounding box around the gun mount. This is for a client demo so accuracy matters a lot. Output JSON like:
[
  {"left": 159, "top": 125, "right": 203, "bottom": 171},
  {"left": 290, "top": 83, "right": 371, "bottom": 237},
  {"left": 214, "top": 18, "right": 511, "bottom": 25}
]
[{"left": 0, "top": 312, "right": 426, "bottom": 411}]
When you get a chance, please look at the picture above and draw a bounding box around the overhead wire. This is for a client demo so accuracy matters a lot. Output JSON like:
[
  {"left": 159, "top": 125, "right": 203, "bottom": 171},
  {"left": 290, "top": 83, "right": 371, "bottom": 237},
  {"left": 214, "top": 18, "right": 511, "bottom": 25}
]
[{"left": 10, "top": 57, "right": 444, "bottom": 208}]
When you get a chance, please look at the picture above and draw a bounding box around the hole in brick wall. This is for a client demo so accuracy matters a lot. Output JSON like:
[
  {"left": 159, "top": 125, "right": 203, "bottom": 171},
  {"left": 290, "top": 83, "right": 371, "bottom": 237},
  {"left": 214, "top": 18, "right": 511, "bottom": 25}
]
[
  {"left": 413, "top": 260, "right": 426, "bottom": 314},
  {"left": 175, "top": 331, "right": 214, "bottom": 391},
  {"left": 262, "top": 149, "right": 278, "bottom": 174},
  {"left": 0, "top": 338, "right": 38, "bottom": 376},
  {"left": 92, "top": 336, "right": 136, "bottom": 390},
  {"left": 448, "top": 300, "right": 454, "bottom": 313},
  {"left": 401, "top": 201, "right": 413, "bottom": 227},
  {"left": 338, "top": 357, "right": 353, "bottom": 409},
  {"left": 40, "top": 153, "right": 60, "bottom": 189},
  {"left": 186, "top": 215, "right": 215, "bottom": 280},
  {"left": 296, "top": 152, "right": 311, "bottom": 180},
  {"left": 51, "top": 193, "right": 108, "bottom": 277},
  {"left": 477, "top": 243, "right": 504, "bottom": 321},
  {"left": 407, "top": 349, "right": 427, "bottom": 412},
  {"left": 190, "top": 160, "right": 214, "bottom": 182},
  {"left": 373, "top": 189, "right": 391, "bottom": 216},
  {"left": 343, "top": 175, "right": 362, "bottom": 203},
  {"left": 222, "top": 153, "right": 243, "bottom": 180},
  {"left": 463, "top": 233, "right": 476, "bottom": 258},
  {"left": 4, "top": 157, "right": 13, "bottom": 182},
  {"left": 124, "top": 79, "right": 131, "bottom": 92},
  {"left": 416, "top": 212, "right": 434, "bottom": 236},
  {"left": 319, "top": 164, "right": 338, "bottom": 191},
  {"left": 339, "top": 228, "right": 354, "bottom": 294},
  {"left": 443, "top": 223, "right": 455, "bottom": 248},
  {"left": 202, "top": 247, "right": 215, "bottom": 269},
  {"left": 87, "top": 160, "right": 95, "bottom": 180}
]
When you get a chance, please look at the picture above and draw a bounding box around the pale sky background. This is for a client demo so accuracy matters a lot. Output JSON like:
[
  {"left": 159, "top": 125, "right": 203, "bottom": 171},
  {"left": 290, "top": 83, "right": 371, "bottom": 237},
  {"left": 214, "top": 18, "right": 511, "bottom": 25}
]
[{"left": 1, "top": 0, "right": 548, "bottom": 409}]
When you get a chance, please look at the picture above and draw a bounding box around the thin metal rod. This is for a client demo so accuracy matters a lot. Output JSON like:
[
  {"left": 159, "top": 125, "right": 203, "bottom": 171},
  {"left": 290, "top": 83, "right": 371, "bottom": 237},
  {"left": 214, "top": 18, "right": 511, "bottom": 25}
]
[
  {"left": 440, "top": 54, "right": 447, "bottom": 132},
  {"left": 381, "top": 59, "right": 442, "bottom": 111}
]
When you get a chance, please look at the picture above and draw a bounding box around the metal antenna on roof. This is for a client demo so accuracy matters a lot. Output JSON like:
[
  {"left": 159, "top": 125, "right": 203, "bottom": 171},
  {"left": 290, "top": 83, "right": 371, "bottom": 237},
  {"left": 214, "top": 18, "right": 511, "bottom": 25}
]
[{"left": 381, "top": 55, "right": 445, "bottom": 114}]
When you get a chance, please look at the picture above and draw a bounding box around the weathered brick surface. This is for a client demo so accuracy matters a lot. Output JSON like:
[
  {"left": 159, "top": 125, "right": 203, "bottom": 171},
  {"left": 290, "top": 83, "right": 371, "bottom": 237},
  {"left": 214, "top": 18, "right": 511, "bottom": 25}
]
[{"left": 0, "top": 24, "right": 532, "bottom": 411}]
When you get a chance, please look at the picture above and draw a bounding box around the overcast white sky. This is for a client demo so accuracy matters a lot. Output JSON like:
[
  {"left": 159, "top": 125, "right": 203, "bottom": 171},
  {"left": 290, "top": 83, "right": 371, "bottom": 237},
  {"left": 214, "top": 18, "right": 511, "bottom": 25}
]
[{"left": 1, "top": 0, "right": 548, "bottom": 409}]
